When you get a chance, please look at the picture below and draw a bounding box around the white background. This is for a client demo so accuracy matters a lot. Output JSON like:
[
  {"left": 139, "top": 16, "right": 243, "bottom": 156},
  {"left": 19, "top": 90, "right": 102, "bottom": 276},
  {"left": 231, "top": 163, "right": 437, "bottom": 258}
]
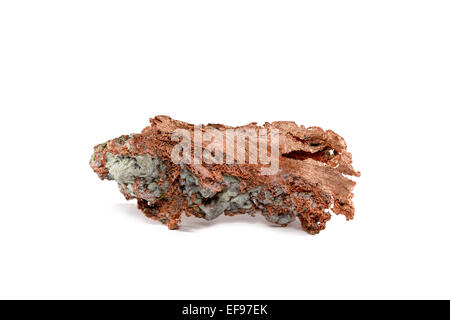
[{"left": 0, "top": 1, "right": 449, "bottom": 299}]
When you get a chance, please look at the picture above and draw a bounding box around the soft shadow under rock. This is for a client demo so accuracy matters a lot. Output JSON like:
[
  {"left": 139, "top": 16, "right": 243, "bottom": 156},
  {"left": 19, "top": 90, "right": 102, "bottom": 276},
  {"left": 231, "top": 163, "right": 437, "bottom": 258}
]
[{"left": 112, "top": 202, "right": 308, "bottom": 235}]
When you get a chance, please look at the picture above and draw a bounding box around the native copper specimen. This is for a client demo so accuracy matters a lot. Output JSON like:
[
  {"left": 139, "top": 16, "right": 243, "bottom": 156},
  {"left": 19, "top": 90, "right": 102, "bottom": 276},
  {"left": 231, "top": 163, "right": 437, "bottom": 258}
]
[{"left": 90, "top": 116, "right": 360, "bottom": 234}]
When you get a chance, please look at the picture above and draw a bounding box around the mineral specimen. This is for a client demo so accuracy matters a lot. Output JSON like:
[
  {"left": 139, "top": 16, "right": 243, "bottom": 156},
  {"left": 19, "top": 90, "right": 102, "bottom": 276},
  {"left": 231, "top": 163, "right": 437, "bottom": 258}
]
[{"left": 90, "top": 115, "right": 360, "bottom": 234}]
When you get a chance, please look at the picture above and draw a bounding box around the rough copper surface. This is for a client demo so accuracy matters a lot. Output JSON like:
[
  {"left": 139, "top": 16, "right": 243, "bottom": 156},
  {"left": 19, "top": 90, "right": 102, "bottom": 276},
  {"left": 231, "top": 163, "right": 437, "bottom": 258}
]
[{"left": 90, "top": 116, "right": 360, "bottom": 234}]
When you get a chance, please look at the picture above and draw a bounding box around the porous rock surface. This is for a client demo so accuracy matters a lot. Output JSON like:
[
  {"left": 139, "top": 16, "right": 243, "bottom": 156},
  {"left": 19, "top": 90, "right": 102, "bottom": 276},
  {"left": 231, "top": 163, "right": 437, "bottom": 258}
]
[{"left": 90, "top": 116, "right": 360, "bottom": 234}]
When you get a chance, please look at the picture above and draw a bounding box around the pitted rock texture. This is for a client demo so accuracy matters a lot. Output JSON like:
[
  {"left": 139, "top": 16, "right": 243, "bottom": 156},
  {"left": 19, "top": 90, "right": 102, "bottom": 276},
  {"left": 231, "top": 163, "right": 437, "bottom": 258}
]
[{"left": 90, "top": 116, "right": 360, "bottom": 234}]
